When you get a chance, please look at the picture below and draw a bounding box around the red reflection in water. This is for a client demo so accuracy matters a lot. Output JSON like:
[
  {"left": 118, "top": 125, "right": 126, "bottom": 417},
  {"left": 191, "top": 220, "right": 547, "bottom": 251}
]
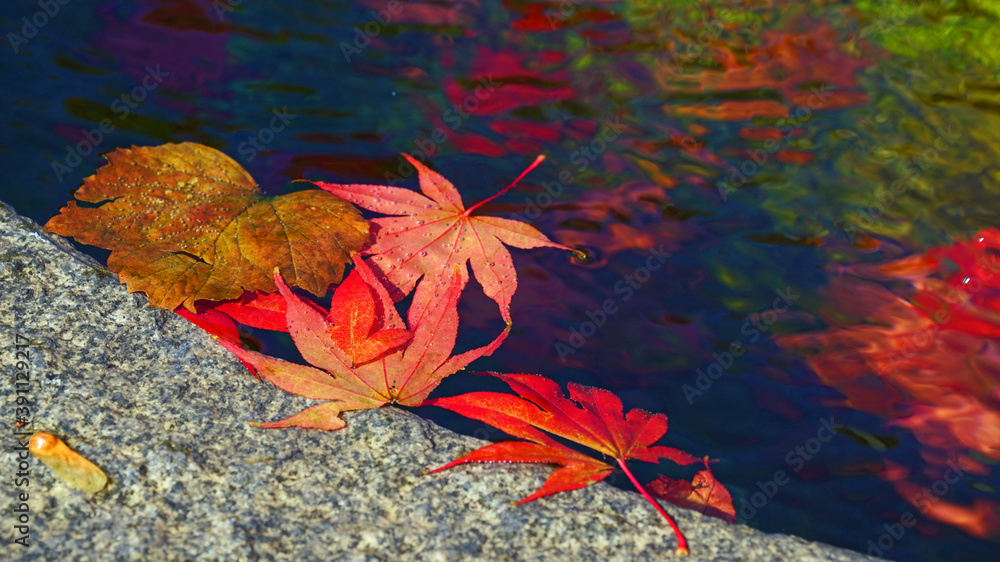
[
  {"left": 739, "top": 127, "right": 805, "bottom": 142},
  {"left": 444, "top": 47, "right": 576, "bottom": 117},
  {"left": 142, "top": 0, "right": 233, "bottom": 33},
  {"left": 507, "top": 1, "right": 619, "bottom": 33},
  {"left": 399, "top": 37, "right": 600, "bottom": 157},
  {"left": 545, "top": 180, "right": 688, "bottom": 264},
  {"left": 94, "top": 0, "right": 239, "bottom": 96},
  {"left": 657, "top": 22, "right": 873, "bottom": 117},
  {"left": 883, "top": 462, "right": 1000, "bottom": 540},
  {"left": 360, "top": 0, "right": 479, "bottom": 26},
  {"left": 653, "top": 19, "right": 875, "bottom": 183},
  {"left": 672, "top": 100, "right": 790, "bottom": 121},
  {"left": 778, "top": 229, "right": 1000, "bottom": 539},
  {"left": 429, "top": 3, "right": 609, "bottom": 157}
]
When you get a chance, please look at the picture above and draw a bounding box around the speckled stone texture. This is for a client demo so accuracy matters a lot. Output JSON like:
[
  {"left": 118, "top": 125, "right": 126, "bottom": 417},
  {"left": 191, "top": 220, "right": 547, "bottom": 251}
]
[{"left": 0, "top": 201, "right": 877, "bottom": 561}]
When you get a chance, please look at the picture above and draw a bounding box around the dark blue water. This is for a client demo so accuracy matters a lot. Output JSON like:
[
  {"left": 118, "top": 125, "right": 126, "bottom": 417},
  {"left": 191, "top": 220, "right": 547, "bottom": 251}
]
[{"left": 3, "top": 1, "right": 999, "bottom": 560}]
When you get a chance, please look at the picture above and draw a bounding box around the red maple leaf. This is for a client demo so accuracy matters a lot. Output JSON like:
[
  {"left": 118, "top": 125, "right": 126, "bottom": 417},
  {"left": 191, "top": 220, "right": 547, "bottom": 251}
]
[
  {"left": 211, "top": 292, "right": 288, "bottom": 331},
  {"left": 648, "top": 459, "right": 736, "bottom": 524},
  {"left": 177, "top": 291, "right": 290, "bottom": 377},
  {"left": 217, "top": 256, "right": 509, "bottom": 431},
  {"left": 179, "top": 291, "right": 289, "bottom": 341},
  {"left": 177, "top": 307, "right": 244, "bottom": 346},
  {"left": 323, "top": 269, "right": 412, "bottom": 364},
  {"left": 426, "top": 373, "right": 705, "bottom": 555},
  {"left": 313, "top": 155, "right": 574, "bottom": 322}
]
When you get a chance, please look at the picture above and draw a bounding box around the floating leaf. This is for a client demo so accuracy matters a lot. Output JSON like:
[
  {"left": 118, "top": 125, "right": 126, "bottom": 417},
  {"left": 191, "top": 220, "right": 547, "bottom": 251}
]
[
  {"left": 218, "top": 256, "right": 508, "bottom": 431},
  {"left": 314, "top": 155, "right": 573, "bottom": 322},
  {"left": 45, "top": 142, "right": 370, "bottom": 311},
  {"left": 428, "top": 373, "right": 708, "bottom": 555}
]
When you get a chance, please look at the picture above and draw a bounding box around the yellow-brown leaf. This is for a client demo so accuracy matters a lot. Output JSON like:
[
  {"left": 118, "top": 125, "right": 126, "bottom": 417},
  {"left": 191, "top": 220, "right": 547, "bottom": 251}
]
[{"left": 45, "top": 142, "right": 369, "bottom": 310}]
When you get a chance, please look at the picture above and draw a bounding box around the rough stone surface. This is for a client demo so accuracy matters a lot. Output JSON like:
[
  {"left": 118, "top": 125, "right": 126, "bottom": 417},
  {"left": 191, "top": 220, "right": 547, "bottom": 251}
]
[{"left": 0, "top": 201, "right": 877, "bottom": 561}]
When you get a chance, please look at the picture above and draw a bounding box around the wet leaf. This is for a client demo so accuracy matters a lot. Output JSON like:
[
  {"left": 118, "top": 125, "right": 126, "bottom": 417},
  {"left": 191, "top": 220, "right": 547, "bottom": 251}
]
[
  {"left": 45, "top": 142, "right": 370, "bottom": 311},
  {"left": 315, "top": 155, "right": 572, "bottom": 322},
  {"left": 648, "top": 459, "right": 736, "bottom": 524},
  {"left": 325, "top": 269, "right": 412, "bottom": 365},
  {"left": 428, "top": 373, "right": 710, "bottom": 555},
  {"left": 218, "top": 256, "right": 508, "bottom": 431}
]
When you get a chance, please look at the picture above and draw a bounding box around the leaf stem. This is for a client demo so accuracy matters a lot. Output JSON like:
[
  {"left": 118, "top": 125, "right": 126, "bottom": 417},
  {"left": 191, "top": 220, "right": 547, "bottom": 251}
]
[
  {"left": 616, "top": 457, "right": 689, "bottom": 556},
  {"left": 465, "top": 155, "right": 546, "bottom": 216}
]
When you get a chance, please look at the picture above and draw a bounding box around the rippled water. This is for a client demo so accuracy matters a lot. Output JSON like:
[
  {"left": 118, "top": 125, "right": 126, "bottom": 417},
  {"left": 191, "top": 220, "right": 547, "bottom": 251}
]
[{"left": 2, "top": 1, "right": 999, "bottom": 560}]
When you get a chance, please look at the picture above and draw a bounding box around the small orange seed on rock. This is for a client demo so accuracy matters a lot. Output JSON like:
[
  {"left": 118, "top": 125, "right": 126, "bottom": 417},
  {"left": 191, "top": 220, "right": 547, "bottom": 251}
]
[{"left": 28, "top": 432, "right": 108, "bottom": 494}]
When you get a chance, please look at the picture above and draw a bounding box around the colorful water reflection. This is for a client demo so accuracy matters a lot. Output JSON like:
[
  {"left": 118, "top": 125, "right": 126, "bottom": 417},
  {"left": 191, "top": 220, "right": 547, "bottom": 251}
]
[
  {"left": 779, "top": 230, "right": 1000, "bottom": 542},
  {"left": 3, "top": 0, "right": 1000, "bottom": 559}
]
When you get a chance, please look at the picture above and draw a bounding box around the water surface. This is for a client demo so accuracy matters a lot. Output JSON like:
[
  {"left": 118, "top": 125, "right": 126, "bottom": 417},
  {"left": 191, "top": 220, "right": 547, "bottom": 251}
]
[{"left": 2, "top": 1, "right": 999, "bottom": 559}]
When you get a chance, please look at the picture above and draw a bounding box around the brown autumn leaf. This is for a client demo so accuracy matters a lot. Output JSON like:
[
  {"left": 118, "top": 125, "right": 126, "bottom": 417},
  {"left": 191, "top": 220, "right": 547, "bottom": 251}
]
[{"left": 45, "top": 142, "right": 370, "bottom": 310}]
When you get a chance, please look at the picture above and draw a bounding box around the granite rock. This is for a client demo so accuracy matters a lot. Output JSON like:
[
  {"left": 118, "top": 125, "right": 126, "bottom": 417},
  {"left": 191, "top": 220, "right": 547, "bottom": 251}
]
[{"left": 0, "top": 201, "right": 877, "bottom": 561}]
